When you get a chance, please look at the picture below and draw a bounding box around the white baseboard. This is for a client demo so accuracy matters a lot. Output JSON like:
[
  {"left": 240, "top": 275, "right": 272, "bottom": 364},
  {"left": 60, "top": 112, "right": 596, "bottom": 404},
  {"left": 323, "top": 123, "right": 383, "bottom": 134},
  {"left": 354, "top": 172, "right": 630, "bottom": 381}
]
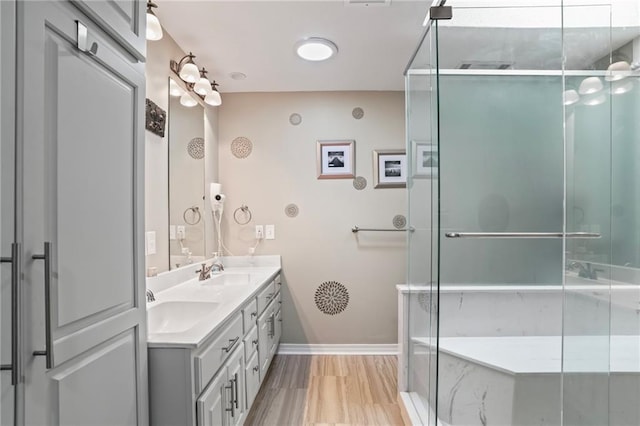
[{"left": 278, "top": 343, "right": 398, "bottom": 355}]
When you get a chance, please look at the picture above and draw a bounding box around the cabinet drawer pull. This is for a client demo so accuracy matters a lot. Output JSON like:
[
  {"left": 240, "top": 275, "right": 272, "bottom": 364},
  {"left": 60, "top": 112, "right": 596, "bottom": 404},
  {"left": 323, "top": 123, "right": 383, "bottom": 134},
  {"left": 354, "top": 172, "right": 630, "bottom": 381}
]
[
  {"left": 233, "top": 372, "right": 239, "bottom": 409},
  {"left": 265, "top": 292, "right": 274, "bottom": 300},
  {"left": 32, "top": 242, "right": 53, "bottom": 369},
  {"left": 253, "top": 365, "right": 259, "bottom": 373},
  {"left": 222, "top": 337, "right": 239, "bottom": 353},
  {"left": 250, "top": 311, "right": 257, "bottom": 318},
  {"left": 1, "top": 243, "right": 20, "bottom": 385},
  {"left": 252, "top": 339, "right": 258, "bottom": 346},
  {"left": 225, "top": 381, "right": 235, "bottom": 417}
]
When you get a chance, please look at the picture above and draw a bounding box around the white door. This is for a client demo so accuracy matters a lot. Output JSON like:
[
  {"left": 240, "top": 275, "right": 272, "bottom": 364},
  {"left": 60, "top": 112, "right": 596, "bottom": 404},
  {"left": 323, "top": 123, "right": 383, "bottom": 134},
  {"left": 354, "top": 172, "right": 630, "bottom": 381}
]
[
  {"left": 1, "top": 1, "right": 21, "bottom": 425},
  {"left": 19, "top": 1, "right": 147, "bottom": 424}
]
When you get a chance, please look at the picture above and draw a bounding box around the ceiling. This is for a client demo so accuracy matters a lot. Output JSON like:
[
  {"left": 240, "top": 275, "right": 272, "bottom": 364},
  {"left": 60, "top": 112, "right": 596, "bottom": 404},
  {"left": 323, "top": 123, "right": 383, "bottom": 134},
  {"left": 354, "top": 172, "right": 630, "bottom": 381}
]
[
  {"left": 155, "top": 1, "right": 640, "bottom": 93},
  {"left": 154, "top": 0, "right": 430, "bottom": 93}
]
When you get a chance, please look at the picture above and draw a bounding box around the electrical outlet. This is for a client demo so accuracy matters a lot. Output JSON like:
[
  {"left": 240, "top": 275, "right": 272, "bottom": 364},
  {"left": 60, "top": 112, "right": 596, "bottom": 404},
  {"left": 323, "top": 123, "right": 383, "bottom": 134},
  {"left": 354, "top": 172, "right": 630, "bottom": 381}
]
[
  {"left": 176, "top": 225, "right": 186, "bottom": 240},
  {"left": 255, "top": 225, "right": 264, "bottom": 239},
  {"left": 265, "top": 225, "right": 275, "bottom": 240},
  {"left": 145, "top": 231, "right": 156, "bottom": 255}
]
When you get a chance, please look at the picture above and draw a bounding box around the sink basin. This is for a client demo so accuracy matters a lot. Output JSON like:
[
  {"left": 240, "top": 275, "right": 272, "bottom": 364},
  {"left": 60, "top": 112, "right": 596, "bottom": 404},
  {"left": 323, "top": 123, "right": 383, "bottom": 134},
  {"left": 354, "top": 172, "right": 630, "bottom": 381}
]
[
  {"left": 147, "top": 301, "right": 219, "bottom": 334},
  {"left": 206, "top": 273, "right": 252, "bottom": 286}
]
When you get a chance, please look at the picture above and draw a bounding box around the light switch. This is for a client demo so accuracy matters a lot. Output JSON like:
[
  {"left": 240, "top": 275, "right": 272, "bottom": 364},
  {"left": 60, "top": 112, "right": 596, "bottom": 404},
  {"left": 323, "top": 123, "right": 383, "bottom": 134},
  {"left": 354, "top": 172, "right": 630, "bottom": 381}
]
[
  {"left": 145, "top": 231, "right": 156, "bottom": 255},
  {"left": 255, "top": 225, "right": 264, "bottom": 239},
  {"left": 265, "top": 225, "right": 275, "bottom": 240}
]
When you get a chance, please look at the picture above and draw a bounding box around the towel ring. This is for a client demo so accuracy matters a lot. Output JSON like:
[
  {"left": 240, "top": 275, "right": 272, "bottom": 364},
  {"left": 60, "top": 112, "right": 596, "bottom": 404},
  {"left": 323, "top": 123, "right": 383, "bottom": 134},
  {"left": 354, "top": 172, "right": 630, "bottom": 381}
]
[
  {"left": 233, "top": 205, "right": 252, "bottom": 225},
  {"left": 183, "top": 206, "right": 201, "bottom": 225}
]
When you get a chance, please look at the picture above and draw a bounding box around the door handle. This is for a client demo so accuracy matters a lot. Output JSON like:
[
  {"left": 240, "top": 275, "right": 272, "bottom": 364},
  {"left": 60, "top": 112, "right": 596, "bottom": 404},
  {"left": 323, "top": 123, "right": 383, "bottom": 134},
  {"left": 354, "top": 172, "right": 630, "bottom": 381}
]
[
  {"left": 32, "top": 242, "right": 53, "bottom": 369},
  {"left": 0, "top": 243, "right": 21, "bottom": 385}
]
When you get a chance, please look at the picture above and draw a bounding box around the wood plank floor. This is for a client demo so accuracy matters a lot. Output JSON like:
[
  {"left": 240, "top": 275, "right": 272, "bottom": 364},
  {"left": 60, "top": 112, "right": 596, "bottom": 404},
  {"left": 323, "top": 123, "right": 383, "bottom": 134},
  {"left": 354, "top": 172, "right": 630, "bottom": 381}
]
[{"left": 244, "top": 355, "right": 405, "bottom": 426}]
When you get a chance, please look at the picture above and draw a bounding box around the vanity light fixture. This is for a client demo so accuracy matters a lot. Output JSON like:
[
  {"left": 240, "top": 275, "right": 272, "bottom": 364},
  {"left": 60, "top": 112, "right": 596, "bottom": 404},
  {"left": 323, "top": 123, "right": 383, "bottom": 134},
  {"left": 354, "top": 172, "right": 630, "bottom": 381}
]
[
  {"left": 146, "top": 1, "right": 163, "bottom": 41},
  {"left": 578, "top": 77, "right": 603, "bottom": 96},
  {"left": 169, "top": 78, "right": 183, "bottom": 97},
  {"left": 563, "top": 89, "right": 580, "bottom": 106},
  {"left": 193, "top": 68, "right": 213, "bottom": 96},
  {"left": 605, "top": 61, "right": 632, "bottom": 82},
  {"left": 170, "top": 56, "right": 223, "bottom": 107},
  {"left": 204, "top": 81, "right": 222, "bottom": 106},
  {"left": 295, "top": 38, "right": 338, "bottom": 61}
]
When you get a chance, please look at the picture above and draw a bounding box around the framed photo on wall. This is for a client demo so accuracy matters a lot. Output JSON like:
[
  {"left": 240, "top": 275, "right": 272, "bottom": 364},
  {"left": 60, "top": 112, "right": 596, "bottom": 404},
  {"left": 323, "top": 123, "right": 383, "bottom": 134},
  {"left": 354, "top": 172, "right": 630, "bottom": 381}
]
[
  {"left": 373, "top": 149, "right": 407, "bottom": 188},
  {"left": 413, "top": 141, "right": 438, "bottom": 178},
  {"left": 317, "top": 140, "right": 355, "bottom": 179}
]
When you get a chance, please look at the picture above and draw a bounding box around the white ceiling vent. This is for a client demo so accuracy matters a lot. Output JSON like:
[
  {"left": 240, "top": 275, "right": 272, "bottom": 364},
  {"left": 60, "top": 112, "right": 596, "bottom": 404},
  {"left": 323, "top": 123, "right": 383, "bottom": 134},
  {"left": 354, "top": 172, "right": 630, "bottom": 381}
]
[
  {"left": 458, "top": 61, "right": 513, "bottom": 70},
  {"left": 345, "top": 0, "right": 391, "bottom": 7}
]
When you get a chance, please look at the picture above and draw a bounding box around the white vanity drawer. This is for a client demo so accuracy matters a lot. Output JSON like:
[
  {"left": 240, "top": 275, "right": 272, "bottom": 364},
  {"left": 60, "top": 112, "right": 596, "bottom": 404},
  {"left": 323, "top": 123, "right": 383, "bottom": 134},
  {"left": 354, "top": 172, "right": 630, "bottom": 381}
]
[
  {"left": 244, "top": 325, "right": 258, "bottom": 361},
  {"left": 194, "top": 312, "right": 243, "bottom": 393},
  {"left": 256, "top": 281, "right": 276, "bottom": 315},
  {"left": 242, "top": 298, "right": 258, "bottom": 334},
  {"left": 244, "top": 351, "right": 260, "bottom": 409}
]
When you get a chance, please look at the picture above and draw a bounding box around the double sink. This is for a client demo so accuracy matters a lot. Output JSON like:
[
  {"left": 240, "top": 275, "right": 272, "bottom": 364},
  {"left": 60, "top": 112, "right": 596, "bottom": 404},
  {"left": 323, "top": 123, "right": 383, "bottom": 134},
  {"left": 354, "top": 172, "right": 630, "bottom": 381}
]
[{"left": 146, "top": 268, "right": 278, "bottom": 348}]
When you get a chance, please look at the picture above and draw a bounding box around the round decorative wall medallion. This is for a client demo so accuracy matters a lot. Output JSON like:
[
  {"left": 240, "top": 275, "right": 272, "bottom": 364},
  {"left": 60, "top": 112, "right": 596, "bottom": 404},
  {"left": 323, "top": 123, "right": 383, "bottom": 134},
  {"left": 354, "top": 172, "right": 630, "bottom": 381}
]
[
  {"left": 352, "top": 107, "right": 364, "bottom": 120},
  {"left": 285, "top": 203, "right": 299, "bottom": 218},
  {"left": 353, "top": 176, "right": 367, "bottom": 191},
  {"left": 289, "top": 113, "right": 302, "bottom": 126},
  {"left": 231, "top": 137, "right": 253, "bottom": 159},
  {"left": 393, "top": 214, "right": 407, "bottom": 229},
  {"left": 187, "top": 137, "right": 205, "bottom": 159},
  {"left": 315, "top": 281, "right": 349, "bottom": 315}
]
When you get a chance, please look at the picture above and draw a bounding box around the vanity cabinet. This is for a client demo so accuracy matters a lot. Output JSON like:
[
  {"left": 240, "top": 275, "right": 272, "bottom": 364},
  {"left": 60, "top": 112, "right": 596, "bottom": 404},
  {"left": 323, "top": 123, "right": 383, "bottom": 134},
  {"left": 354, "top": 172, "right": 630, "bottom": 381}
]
[{"left": 148, "top": 273, "right": 282, "bottom": 426}]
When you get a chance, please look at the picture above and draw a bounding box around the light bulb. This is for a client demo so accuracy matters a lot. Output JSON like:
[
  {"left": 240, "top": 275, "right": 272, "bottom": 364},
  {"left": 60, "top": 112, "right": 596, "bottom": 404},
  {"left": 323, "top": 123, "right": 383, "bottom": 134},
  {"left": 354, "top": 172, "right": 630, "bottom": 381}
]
[
  {"left": 605, "top": 61, "right": 631, "bottom": 82},
  {"left": 194, "top": 77, "right": 212, "bottom": 96},
  {"left": 180, "top": 92, "right": 197, "bottom": 107},
  {"left": 563, "top": 89, "right": 579, "bottom": 106},
  {"left": 578, "top": 77, "right": 603, "bottom": 95},
  {"left": 146, "top": 3, "right": 163, "bottom": 41},
  {"left": 169, "top": 79, "right": 182, "bottom": 97},
  {"left": 204, "top": 90, "right": 222, "bottom": 106},
  {"left": 179, "top": 62, "right": 200, "bottom": 83}
]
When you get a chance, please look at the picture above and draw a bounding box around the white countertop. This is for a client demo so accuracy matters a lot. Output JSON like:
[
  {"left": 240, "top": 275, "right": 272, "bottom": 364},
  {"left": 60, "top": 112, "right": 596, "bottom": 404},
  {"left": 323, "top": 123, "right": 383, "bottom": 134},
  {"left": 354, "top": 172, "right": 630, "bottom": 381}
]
[{"left": 146, "top": 256, "right": 281, "bottom": 349}]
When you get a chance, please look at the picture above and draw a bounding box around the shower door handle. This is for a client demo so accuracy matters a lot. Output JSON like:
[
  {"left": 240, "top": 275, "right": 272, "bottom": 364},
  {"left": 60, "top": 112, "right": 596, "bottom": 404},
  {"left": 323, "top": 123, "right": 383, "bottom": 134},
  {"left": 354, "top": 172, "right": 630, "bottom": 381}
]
[
  {"left": 32, "top": 242, "right": 53, "bottom": 369},
  {"left": 0, "top": 243, "right": 21, "bottom": 385},
  {"left": 445, "top": 232, "right": 601, "bottom": 239}
]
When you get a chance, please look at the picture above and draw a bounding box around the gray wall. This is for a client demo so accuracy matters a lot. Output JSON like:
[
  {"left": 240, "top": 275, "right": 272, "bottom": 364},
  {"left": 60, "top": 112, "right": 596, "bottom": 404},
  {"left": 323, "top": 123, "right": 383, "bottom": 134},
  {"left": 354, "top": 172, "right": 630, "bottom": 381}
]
[{"left": 219, "top": 91, "right": 406, "bottom": 344}]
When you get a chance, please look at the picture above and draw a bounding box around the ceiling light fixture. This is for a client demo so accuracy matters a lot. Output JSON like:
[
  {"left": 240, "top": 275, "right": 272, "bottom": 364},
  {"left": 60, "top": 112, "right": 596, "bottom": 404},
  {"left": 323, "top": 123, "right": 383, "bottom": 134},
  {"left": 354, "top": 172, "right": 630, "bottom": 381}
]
[
  {"left": 295, "top": 38, "right": 338, "bottom": 62},
  {"left": 146, "top": 1, "right": 163, "bottom": 41},
  {"left": 170, "top": 54, "right": 223, "bottom": 107}
]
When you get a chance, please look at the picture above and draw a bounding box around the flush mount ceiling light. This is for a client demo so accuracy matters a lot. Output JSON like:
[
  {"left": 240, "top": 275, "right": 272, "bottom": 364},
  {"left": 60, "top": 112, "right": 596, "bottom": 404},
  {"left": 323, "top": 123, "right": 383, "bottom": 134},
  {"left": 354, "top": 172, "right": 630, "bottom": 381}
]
[
  {"left": 146, "top": 1, "right": 163, "bottom": 41},
  {"left": 295, "top": 38, "right": 338, "bottom": 61}
]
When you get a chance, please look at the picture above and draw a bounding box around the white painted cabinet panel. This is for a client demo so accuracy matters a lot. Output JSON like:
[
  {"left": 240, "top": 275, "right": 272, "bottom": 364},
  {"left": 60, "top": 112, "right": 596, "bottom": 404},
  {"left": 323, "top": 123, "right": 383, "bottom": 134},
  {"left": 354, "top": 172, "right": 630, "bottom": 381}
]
[
  {"left": 196, "top": 367, "right": 228, "bottom": 426},
  {"left": 71, "top": 0, "right": 146, "bottom": 61},
  {"left": 18, "top": 1, "right": 147, "bottom": 424}
]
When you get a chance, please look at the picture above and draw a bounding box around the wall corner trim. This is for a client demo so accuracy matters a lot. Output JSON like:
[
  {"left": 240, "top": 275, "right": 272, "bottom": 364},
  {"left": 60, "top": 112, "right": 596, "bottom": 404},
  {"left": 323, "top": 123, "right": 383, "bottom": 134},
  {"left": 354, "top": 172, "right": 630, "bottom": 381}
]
[{"left": 277, "top": 344, "right": 398, "bottom": 355}]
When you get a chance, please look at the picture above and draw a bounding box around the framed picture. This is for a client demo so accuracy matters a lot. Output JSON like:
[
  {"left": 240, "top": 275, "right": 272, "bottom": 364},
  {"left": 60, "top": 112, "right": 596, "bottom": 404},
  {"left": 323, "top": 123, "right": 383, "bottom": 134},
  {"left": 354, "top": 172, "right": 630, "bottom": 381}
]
[
  {"left": 317, "top": 140, "right": 355, "bottom": 179},
  {"left": 373, "top": 149, "right": 407, "bottom": 188},
  {"left": 413, "top": 141, "right": 438, "bottom": 178}
]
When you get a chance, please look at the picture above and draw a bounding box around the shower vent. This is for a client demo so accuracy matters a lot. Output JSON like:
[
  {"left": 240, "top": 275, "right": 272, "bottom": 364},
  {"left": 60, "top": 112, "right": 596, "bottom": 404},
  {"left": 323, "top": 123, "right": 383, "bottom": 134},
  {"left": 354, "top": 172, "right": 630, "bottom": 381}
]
[{"left": 458, "top": 61, "right": 513, "bottom": 70}]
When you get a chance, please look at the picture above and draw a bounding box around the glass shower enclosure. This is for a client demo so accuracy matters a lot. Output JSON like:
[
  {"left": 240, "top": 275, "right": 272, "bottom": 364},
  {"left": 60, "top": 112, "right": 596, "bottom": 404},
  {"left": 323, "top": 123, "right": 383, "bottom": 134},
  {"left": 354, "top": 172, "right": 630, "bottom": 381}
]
[{"left": 403, "top": 2, "right": 640, "bottom": 425}]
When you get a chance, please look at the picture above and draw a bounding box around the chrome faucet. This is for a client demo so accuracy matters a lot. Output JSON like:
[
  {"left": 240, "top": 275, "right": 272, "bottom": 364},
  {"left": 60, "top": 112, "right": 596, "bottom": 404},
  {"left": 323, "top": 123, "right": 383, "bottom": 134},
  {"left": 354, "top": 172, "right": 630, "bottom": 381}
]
[
  {"left": 211, "top": 261, "right": 224, "bottom": 274},
  {"left": 146, "top": 289, "right": 155, "bottom": 302},
  {"left": 568, "top": 261, "right": 604, "bottom": 280},
  {"left": 196, "top": 263, "right": 214, "bottom": 281}
]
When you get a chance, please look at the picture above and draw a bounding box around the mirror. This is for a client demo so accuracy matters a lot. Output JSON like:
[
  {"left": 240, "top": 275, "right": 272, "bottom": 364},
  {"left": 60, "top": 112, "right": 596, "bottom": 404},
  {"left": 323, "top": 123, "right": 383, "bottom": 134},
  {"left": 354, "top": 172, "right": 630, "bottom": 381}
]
[{"left": 168, "top": 77, "right": 206, "bottom": 269}]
